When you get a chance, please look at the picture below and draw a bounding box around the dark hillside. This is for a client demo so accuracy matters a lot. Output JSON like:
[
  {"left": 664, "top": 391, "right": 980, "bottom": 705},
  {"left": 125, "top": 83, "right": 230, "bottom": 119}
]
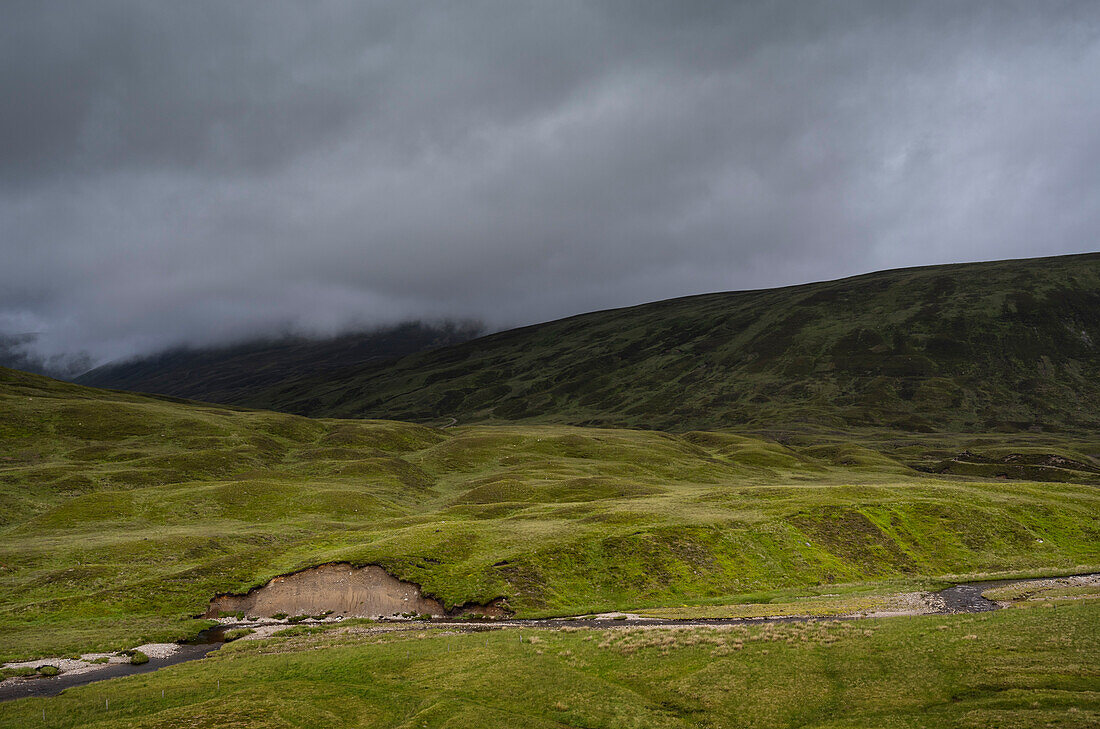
[
  {"left": 74, "top": 321, "right": 480, "bottom": 405},
  {"left": 241, "top": 253, "right": 1100, "bottom": 432}
]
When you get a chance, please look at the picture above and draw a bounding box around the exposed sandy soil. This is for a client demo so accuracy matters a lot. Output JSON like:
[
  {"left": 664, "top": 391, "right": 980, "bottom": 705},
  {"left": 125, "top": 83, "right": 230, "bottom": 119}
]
[{"left": 206, "top": 563, "right": 508, "bottom": 619}]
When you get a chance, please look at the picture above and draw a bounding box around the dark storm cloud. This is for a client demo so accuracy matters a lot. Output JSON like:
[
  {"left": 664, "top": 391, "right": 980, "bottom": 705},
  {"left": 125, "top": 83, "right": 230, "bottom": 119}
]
[{"left": 2, "top": 1, "right": 1099, "bottom": 366}]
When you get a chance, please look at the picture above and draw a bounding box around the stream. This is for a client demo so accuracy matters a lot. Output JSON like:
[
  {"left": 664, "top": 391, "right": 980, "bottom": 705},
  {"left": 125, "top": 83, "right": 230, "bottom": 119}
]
[
  {"left": 0, "top": 628, "right": 226, "bottom": 703},
  {"left": 0, "top": 573, "right": 1088, "bottom": 702}
]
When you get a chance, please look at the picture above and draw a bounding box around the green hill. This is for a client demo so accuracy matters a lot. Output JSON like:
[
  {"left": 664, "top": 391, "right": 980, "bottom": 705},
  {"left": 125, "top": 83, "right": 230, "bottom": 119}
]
[
  {"left": 74, "top": 321, "right": 480, "bottom": 405},
  {"left": 236, "top": 253, "right": 1100, "bottom": 432},
  {"left": 2, "top": 366, "right": 1098, "bottom": 660}
]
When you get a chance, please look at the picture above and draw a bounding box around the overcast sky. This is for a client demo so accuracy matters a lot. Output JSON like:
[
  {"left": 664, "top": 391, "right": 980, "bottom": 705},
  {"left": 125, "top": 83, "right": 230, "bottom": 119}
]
[{"left": 3, "top": 1, "right": 1099, "bottom": 371}]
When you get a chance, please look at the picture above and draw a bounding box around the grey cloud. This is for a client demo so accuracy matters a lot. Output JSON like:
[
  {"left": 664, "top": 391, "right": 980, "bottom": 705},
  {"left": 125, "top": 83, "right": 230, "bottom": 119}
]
[
  {"left": 0, "top": 333, "right": 91, "bottom": 379},
  {"left": 2, "top": 1, "right": 1099, "bottom": 366}
]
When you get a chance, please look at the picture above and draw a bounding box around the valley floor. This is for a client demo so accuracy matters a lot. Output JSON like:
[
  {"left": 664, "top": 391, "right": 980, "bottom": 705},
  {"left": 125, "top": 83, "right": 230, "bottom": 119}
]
[
  {"left": 0, "top": 597, "right": 1097, "bottom": 728},
  {"left": 3, "top": 367, "right": 1099, "bottom": 725}
]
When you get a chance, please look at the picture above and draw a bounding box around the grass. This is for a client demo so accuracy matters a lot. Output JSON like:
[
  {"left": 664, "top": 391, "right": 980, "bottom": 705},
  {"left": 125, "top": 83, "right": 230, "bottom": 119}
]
[
  {"left": 222, "top": 628, "right": 255, "bottom": 642},
  {"left": 1, "top": 600, "right": 1096, "bottom": 727},
  {"left": 2, "top": 366, "right": 1099, "bottom": 661},
  {"left": 0, "top": 667, "right": 35, "bottom": 680}
]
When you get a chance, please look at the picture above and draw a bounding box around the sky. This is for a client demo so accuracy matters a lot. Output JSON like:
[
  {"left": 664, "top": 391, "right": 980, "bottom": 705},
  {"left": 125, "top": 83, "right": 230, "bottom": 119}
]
[{"left": 3, "top": 1, "right": 1099, "bottom": 373}]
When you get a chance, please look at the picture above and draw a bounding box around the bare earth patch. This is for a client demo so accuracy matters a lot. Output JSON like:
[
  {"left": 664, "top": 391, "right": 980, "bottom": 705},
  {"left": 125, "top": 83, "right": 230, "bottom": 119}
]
[{"left": 206, "top": 563, "right": 508, "bottom": 619}]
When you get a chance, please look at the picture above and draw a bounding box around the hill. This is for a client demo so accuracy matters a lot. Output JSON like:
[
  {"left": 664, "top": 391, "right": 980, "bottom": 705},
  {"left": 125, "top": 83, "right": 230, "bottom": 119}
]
[
  {"left": 235, "top": 253, "right": 1100, "bottom": 432},
  {"left": 2, "top": 366, "right": 1098, "bottom": 661},
  {"left": 73, "top": 321, "right": 480, "bottom": 404}
]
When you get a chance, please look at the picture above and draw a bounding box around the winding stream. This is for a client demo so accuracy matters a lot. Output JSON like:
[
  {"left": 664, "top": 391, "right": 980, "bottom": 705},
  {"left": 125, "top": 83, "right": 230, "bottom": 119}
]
[
  {"left": 0, "top": 628, "right": 226, "bottom": 703},
  {"left": 1, "top": 573, "right": 1090, "bottom": 702}
]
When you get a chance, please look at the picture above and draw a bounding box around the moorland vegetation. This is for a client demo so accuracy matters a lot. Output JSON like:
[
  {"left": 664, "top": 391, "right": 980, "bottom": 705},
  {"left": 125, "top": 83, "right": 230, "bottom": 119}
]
[
  {"left": 3, "top": 253, "right": 1099, "bottom": 726},
  {"left": 2, "top": 365, "right": 1097, "bottom": 662}
]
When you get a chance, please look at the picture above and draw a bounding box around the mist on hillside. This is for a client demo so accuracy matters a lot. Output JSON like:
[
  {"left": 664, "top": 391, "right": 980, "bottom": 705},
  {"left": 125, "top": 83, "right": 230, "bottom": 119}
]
[
  {"left": 0, "top": 333, "right": 92, "bottom": 380},
  {"left": 3, "top": 3, "right": 1098, "bottom": 368}
]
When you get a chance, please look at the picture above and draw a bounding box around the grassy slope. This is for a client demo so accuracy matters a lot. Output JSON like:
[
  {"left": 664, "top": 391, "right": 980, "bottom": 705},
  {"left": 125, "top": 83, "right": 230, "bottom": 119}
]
[
  {"left": 2, "top": 367, "right": 1098, "bottom": 660},
  {"left": 2, "top": 601, "right": 1097, "bottom": 728},
  {"left": 74, "top": 321, "right": 480, "bottom": 404},
  {"left": 240, "top": 252, "right": 1100, "bottom": 432}
]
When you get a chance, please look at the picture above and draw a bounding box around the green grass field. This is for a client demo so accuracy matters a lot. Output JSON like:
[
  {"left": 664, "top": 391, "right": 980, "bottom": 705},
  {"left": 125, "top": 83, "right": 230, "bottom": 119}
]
[
  {"left": 1, "top": 600, "right": 1096, "bottom": 728},
  {"left": 3, "top": 366, "right": 1098, "bottom": 663}
]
